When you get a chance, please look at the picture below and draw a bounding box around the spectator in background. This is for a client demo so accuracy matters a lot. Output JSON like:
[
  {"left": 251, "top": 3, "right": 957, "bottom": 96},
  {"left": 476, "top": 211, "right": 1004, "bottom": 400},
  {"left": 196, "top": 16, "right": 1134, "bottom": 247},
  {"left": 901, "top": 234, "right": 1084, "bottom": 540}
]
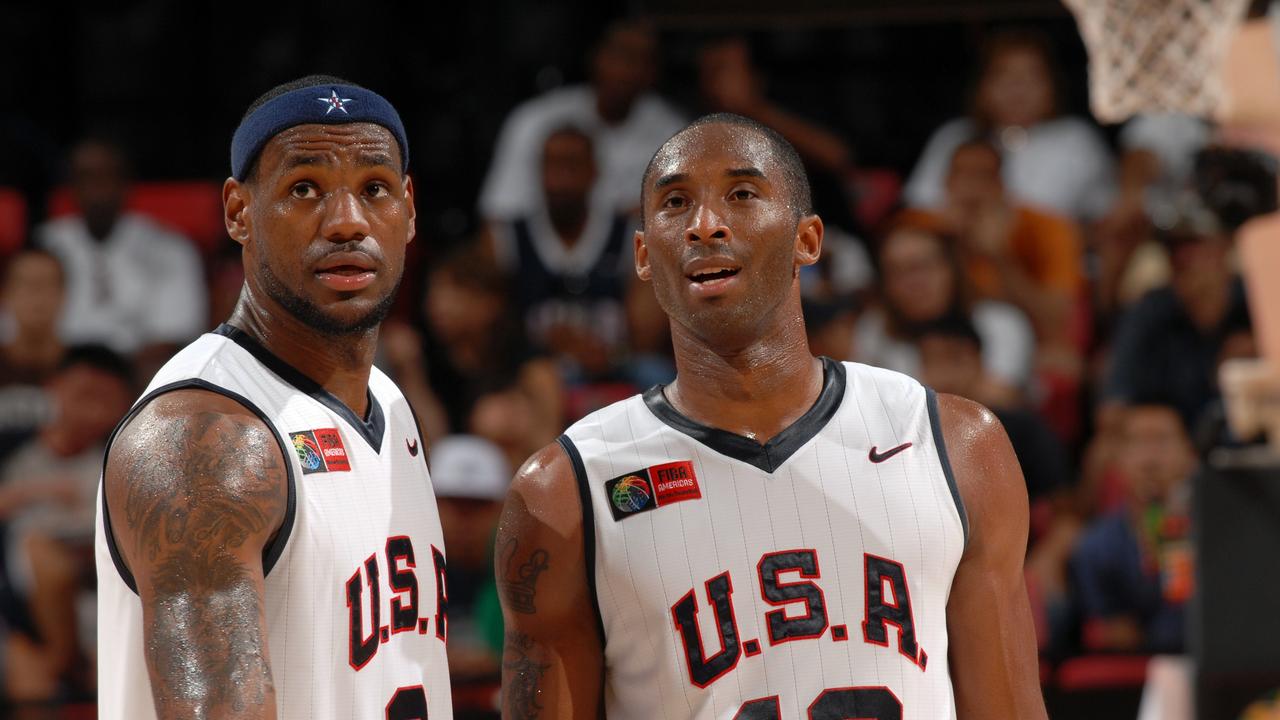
[
  {"left": 857, "top": 224, "right": 1035, "bottom": 406},
  {"left": 482, "top": 126, "right": 635, "bottom": 384},
  {"left": 803, "top": 298, "right": 860, "bottom": 362},
  {"left": 418, "top": 248, "right": 562, "bottom": 457},
  {"left": 0, "top": 249, "right": 65, "bottom": 386},
  {"left": 0, "top": 345, "right": 133, "bottom": 700},
  {"left": 1101, "top": 202, "right": 1250, "bottom": 432},
  {"left": 1072, "top": 398, "right": 1195, "bottom": 654},
  {"left": 899, "top": 138, "right": 1083, "bottom": 347},
  {"left": 478, "top": 19, "right": 685, "bottom": 221},
  {"left": 904, "top": 29, "right": 1116, "bottom": 222},
  {"left": 917, "top": 315, "right": 1069, "bottom": 502},
  {"left": 35, "top": 138, "right": 207, "bottom": 373},
  {"left": 1095, "top": 114, "right": 1212, "bottom": 318},
  {"left": 429, "top": 435, "right": 511, "bottom": 678}
]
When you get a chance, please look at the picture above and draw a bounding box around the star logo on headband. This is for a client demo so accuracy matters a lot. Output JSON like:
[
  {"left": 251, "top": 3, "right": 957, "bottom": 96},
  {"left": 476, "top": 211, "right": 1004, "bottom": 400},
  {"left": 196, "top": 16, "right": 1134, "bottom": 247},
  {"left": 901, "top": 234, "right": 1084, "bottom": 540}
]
[{"left": 317, "top": 89, "right": 354, "bottom": 115}]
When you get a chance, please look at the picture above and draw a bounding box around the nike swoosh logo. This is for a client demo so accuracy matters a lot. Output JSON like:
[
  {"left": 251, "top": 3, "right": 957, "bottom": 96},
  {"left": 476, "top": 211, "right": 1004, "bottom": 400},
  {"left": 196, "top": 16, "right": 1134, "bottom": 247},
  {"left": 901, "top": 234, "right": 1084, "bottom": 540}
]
[
  {"left": 868, "top": 442, "right": 912, "bottom": 463},
  {"left": 406, "top": 438, "right": 419, "bottom": 456}
]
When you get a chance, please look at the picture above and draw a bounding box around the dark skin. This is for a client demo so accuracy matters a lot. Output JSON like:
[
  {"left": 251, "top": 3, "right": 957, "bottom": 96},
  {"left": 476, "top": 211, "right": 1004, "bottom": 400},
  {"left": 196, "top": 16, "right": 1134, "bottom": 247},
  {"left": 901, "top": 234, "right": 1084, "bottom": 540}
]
[
  {"left": 104, "top": 121, "right": 416, "bottom": 720},
  {"left": 496, "top": 122, "right": 1046, "bottom": 719}
]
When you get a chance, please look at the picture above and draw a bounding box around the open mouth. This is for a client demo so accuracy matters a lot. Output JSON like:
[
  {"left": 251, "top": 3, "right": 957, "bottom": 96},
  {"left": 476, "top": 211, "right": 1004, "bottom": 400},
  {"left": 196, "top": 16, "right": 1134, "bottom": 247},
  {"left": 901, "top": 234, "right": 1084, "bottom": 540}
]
[{"left": 687, "top": 267, "right": 741, "bottom": 283}]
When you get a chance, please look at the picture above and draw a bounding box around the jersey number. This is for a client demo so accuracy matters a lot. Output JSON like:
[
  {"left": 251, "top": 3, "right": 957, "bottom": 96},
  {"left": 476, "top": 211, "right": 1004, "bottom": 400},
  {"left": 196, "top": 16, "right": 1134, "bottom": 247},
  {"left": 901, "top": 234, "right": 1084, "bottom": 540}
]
[
  {"left": 734, "top": 687, "right": 902, "bottom": 719},
  {"left": 386, "top": 685, "right": 427, "bottom": 719}
]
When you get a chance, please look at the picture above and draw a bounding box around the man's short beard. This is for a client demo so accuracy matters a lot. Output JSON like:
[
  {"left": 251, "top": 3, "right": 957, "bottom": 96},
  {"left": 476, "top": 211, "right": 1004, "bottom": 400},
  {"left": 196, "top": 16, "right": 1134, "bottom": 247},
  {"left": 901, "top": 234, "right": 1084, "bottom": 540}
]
[{"left": 259, "top": 260, "right": 400, "bottom": 337}]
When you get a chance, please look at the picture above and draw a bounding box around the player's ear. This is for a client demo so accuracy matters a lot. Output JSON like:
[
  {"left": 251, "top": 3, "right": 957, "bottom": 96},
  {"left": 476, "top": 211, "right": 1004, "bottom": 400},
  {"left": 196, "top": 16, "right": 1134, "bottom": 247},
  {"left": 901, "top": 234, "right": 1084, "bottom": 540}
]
[
  {"left": 224, "top": 177, "right": 251, "bottom": 247},
  {"left": 404, "top": 174, "right": 417, "bottom": 244},
  {"left": 634, "top": 229, "right": 652, "bottom": 282},
  {"left": 794, "top": 213, "right": 823, "bottom": 269}
]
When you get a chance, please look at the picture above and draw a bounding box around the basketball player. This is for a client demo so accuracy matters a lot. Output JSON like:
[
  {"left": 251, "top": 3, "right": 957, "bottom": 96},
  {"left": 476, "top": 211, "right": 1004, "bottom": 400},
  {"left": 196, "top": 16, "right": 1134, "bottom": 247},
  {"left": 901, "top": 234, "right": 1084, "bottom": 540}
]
[
  {"left": 95, "top": 76, "right": 451, "bottom": 719},
  {"left": 496, "top": 114, "right": 1047, "bottom": 719}
]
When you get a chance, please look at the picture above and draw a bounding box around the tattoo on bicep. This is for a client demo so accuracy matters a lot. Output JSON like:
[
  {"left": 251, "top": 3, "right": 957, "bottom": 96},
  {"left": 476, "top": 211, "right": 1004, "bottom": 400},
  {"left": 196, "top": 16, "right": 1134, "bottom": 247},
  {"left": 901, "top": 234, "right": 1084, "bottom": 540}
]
[
  {"left": 499, "top": 537, "right": 550, "bottom": 614},
  {"left": 503, "top": 630, "right": 550, "bottom": 720},
  {"left": 119, "top": 410, "right": 286, "bottom": 717}
]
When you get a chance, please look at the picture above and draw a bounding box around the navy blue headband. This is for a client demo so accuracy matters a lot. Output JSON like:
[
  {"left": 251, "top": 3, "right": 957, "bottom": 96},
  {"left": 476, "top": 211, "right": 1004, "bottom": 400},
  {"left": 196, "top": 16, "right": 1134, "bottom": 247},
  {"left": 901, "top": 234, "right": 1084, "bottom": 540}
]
[{"left": 230, "top": 84, "right": 409, "bottom": 180}]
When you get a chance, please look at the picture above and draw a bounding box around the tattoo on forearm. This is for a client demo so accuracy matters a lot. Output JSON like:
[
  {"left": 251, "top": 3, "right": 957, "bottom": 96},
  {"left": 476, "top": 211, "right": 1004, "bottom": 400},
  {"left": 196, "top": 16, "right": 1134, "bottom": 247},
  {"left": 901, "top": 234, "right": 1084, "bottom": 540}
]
[
  {"left": 119, "top": 410, "right": 285, "bottom": 718},
  {"left": 503, "top": 630, "right": 550, "bottom": 720},
  {"left": 499, "top": 538, "right": 550, "bottom": 614}
]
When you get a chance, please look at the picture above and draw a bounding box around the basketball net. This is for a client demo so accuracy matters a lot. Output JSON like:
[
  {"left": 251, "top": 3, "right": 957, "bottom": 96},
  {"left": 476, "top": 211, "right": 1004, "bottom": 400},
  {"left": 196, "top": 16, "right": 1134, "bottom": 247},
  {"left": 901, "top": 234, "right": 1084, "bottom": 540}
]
[{"left": 1065, "top": 0, "right": 1252, "bottom": 123}]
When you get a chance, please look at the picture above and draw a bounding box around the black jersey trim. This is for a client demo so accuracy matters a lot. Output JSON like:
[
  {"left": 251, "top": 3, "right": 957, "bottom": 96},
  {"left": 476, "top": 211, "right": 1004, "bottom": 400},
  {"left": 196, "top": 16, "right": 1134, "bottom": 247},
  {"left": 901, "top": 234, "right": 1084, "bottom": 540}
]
[
  {"left": 641, "top": 357, "right": 846, "bottom": 474},
  {"left": 100, "top": 378, "right": 298, "bottom": 595},
  {"left": 557, "top": 435, "right": 606, "bottom": 644},
  {"left": 212, "top": 323, "right": 386, "bottom": 452},
  {"left": 925, "top": 387, "right": 969, "bottom": 547}
]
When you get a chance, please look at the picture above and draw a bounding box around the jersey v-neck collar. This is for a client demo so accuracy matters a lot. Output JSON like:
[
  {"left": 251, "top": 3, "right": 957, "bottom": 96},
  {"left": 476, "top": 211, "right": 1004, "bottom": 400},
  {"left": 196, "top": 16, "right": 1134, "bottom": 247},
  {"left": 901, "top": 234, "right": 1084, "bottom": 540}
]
[
  {"left": 642, "top": 357, "right": 846, "bottom": 474},
  {"left": 213, "top": 323, "right": 386, "bottom": 452}
]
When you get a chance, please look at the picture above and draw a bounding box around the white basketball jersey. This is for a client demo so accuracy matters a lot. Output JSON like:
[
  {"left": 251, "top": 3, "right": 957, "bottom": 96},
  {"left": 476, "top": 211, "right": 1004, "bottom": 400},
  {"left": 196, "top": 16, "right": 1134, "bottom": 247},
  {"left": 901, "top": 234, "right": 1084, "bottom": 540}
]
[
  {"left": 562, "top": 359, "right": 967, "bottom": 720},
  {"left": 95, "top": 324, "right": 453, "bottom": 720}
]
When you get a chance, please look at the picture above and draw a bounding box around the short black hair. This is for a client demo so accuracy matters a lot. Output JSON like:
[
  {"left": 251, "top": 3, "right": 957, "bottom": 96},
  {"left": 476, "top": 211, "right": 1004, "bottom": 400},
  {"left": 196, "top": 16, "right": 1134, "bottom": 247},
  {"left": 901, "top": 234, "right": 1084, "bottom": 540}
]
[
  {"left": 239, "top": 74, "right": 364, "bottom": 182},
  {"left": 59, "top": 343, "right": 133, "bottom": 388},
  {"left": 915, "top": 313, "right": 982, "bottom": 350},
  {"left": 640, "top": 112, "right": 812, "bottom": 224}
]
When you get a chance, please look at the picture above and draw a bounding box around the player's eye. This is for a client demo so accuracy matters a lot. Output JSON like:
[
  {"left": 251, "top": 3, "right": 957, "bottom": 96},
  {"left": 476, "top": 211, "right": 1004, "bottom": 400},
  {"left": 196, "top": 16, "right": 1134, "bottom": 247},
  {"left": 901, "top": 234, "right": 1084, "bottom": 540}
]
[
  {"left": 729, "top": 188, "right": 757, "bottom": 201},
  {"left": 290, "top": 182, "right": 319, "bottom": 200},
  {"left": 365, "top": 182, "right": 390, "bottom": 198},
  {"left": 662, "top": 195, "right": 688, "bottom": 209}
]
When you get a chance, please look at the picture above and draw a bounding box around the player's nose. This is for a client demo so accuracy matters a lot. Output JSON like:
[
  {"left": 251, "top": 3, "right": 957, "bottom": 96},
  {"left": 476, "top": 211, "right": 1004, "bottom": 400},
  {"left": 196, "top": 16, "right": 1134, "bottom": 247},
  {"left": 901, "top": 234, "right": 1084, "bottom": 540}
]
[
  {"left": 685, "top": 202, "right": 730, "bottom": 244},
  {"left": 320, "top": 188, "right": 371, "bottom": 243}
]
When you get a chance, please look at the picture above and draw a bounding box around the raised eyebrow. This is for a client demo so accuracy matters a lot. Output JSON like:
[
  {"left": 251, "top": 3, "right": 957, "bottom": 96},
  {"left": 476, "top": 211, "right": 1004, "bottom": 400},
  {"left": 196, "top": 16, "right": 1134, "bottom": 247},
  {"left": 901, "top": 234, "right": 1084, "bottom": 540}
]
[
  {"left": 653, "top": 172, "right": 689, "bottom": 190},
  {"left": 281, "top": 154, "right": 327, "bottom": 172},
  {"left": 356, "top": 152, "right": 396, "bottom": 169}
]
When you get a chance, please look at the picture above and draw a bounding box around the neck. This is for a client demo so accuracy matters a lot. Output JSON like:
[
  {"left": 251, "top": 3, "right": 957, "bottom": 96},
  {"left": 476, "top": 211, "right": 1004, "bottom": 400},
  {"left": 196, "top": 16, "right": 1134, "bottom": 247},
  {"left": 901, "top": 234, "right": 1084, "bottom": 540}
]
[
  {"left": 227, "top": 285, "right": 377, "bottom": 416},
  {"left": 595, "top": 94, "right": 632, "bottom": 126},
  {"left": 549, "top": 204, "right": 589, "bottom": 245},
  {"left": 6, "top": 328, "right": 62, "bottom": 367},
  {"left": 665, "top": 307, "right": 822, "bottom": 444}
]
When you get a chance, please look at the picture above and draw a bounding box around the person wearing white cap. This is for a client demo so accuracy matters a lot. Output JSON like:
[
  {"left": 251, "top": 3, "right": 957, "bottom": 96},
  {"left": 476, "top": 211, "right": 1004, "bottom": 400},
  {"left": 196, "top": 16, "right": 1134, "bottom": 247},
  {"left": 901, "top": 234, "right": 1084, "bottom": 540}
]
[{"left": 430, "top": 434, "right": 511, "bottom": 677}]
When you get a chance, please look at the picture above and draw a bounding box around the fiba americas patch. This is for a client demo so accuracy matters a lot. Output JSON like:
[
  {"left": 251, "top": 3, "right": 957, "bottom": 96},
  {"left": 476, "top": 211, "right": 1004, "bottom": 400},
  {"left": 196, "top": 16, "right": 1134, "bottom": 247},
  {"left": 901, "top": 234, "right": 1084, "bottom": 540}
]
[
  {"left": 290, "top": 428, "right": 352, "bottom": 474},
  {"left": 604, "top": 460, "right": 700, "bottom": 521}
]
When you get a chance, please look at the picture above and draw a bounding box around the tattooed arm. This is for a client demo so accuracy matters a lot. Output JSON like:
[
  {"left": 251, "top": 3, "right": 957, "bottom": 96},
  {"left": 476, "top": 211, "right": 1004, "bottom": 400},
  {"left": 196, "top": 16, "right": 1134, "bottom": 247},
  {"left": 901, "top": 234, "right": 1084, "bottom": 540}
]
[
  {"left": 496, "top": 443, "right": 604, "bottom": 720},
  {"left": 104, "top": 390, "right": 289, "bottom": 720}
]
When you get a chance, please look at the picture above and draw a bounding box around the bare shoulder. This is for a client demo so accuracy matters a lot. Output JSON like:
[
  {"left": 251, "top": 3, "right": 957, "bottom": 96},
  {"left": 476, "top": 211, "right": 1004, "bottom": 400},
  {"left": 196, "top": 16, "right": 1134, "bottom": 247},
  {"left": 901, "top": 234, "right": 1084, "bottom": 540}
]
[
  {"left": 496, "top": 439, "right": 591, "bottom": 621},
  {"left": 104, "top": 388, "right": 289, "bottom": 572},
  {"left": 934, "top": 393, "right": 1027, "bottom": 546}
]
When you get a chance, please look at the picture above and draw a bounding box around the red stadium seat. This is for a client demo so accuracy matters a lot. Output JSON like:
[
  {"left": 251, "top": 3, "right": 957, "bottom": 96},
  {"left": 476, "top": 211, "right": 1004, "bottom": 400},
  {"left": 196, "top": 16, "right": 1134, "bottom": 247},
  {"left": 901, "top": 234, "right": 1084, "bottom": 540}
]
[
  {"left": 48, "top": 181, "right": 227, "bottom": 257},
  {"left": 0, "top": 187, "right": 27, "bottom": 259},
  {"left": 1055, "top": 654, "right": 1151, "bottom": 691}
]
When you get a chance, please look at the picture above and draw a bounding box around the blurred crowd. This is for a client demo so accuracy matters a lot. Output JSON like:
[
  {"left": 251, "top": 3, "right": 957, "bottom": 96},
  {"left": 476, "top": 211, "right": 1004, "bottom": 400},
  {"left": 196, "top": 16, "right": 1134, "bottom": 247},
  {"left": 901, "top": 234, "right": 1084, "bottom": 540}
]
[{"left": 0, "top": 15, "right": 1276, "bottom": 715}]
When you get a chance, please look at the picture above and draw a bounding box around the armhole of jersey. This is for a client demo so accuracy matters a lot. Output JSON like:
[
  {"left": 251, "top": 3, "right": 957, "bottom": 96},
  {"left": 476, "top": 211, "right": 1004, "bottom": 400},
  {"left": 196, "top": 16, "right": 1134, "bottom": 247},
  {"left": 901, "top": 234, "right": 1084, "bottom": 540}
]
[
  {"left": 925, "top": 387, "right": 970, "bottom": 548},
  {"left": 100, "top": 378, "right": 298, "bottom": 595},
  {"left": 557, "top": 434, "right": 606, "bottom": 644}
]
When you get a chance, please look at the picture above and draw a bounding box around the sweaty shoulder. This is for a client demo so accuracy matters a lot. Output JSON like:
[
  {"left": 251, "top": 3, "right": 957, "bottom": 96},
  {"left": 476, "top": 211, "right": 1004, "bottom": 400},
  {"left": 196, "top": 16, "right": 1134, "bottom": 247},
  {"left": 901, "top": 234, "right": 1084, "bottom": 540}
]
[
  {"left": 104, "top": 388, "right": 290, "bottom": 578},
  {"left": 933, "top": 393, "right": 1028, "bottom": 549},
  {"left": 504, "top": 440, "right": 582, "bottom": 539}
]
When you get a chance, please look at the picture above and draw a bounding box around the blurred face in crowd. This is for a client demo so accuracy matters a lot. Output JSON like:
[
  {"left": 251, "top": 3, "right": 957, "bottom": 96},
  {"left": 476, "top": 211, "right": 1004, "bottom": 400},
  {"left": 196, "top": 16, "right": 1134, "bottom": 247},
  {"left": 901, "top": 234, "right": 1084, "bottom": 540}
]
[
  {"left": 636, "top": 122, "right": 821, "bottom": 349},
  {"left": 2, "top": 251, "right": 64, "bottom": 337},
  {"left": 542, "top": 129, "right": 596, "bottom": 228},
  {"left": 1166, "top": 229, "right": 1231, "bottom": 298},
  {"left": 226, "top": 123, "right": 415, "bottom": 337},
  {"left": 424, "top": 266, "right": 504, "bottom": 344},
  {"left": 70, "top": 140, "right": 129, "bottom": 239},
  {"left": 437, "top": 497, "right": 502, "bottom": 571},
  {"left": 946, "top": 143, "right": 1004, "bottom": 216},
  {"left": 880, "top": 228, "right": 956, "bottom": 323},
  {"left": 977, "top": 43, "right": 1055, "bottom": 128},
  {"left": 44, "top": 364, "right": 132, "bottom": 456},
  {"left": 918, "top": 333, "right": 981, "bottom": 396},
  {"left": 592, "top": 22, "right": 657, "bottom": 122},
  {"left": 698, "top": 37, "right": 758, "bottom": 111},
  {"left": 1120, "top": 404, "right": 1195, "bottom": 508}
]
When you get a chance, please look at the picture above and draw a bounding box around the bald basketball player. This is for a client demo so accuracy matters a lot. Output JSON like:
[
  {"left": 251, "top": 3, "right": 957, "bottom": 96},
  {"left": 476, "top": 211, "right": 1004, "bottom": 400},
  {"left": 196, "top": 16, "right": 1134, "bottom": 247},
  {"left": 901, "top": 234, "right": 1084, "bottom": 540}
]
[
  {"left": 96, "top": 76, "right": 451, "bottom": 719},
  {"left": 496, "top": 113, "right": 1047, "bottom": 719}
]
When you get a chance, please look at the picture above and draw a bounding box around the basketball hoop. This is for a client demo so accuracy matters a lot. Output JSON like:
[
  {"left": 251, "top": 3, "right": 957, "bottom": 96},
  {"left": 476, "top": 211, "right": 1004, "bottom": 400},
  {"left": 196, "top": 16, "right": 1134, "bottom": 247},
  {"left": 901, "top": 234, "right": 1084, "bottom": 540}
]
[{"left": 1065, "top": 0, "right": 1252, "bottom": 124}]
